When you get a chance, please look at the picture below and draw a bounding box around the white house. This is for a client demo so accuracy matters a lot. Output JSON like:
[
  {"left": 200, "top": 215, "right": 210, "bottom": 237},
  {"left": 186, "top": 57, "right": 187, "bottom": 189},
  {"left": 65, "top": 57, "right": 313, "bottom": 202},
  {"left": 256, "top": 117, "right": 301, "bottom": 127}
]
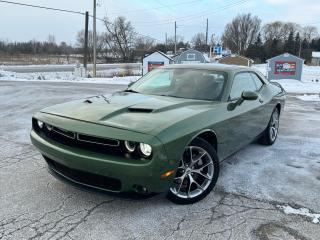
[
  {"left": 142, "top": 51, "right": 173, "bottom": 75},
  {"left": 311, "top": 52, "right": 320, "bottom": 66}
]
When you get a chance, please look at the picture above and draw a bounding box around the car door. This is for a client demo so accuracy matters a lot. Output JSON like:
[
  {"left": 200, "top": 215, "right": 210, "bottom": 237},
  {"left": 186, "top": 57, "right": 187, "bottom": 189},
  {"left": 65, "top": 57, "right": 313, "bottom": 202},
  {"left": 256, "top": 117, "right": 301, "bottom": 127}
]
[{"left": 218, "top": 72, "right": 266, "bottom": 159}]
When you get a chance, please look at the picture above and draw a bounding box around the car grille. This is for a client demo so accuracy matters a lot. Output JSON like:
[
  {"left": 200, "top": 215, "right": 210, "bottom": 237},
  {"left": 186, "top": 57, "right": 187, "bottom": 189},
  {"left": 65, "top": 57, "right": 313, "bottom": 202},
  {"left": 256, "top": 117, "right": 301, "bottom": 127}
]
[
  {"left": 32, "top": 119, "right": 124, "bottom": 155},
  {"left": 44, "top": 156, "right": 121, "bottom": 192}
]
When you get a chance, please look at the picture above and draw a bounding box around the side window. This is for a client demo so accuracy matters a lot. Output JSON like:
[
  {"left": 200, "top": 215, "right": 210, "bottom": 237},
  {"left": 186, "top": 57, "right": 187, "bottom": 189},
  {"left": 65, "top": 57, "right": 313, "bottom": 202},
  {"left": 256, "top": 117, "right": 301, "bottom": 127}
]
[
  {"left": 250, "top": 73, "right": 264, "bottom": 90},
  {"left": 230, "top": 73, "right": 257, "bottom": 100}
]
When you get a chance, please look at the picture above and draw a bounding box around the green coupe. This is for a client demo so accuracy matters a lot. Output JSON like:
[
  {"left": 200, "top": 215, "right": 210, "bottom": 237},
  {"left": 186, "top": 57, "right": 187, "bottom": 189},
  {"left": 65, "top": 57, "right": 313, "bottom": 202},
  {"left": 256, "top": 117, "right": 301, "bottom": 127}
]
[{"left": 31, "top": 64, "right": 286, "bottom": 204}]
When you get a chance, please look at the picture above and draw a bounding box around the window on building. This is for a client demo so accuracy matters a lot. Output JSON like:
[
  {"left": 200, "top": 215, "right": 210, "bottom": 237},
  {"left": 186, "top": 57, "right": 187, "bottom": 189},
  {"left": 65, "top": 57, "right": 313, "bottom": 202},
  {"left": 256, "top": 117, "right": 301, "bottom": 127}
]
[{"left": 187, "top": 54, "right": 196, "bottom": 61}]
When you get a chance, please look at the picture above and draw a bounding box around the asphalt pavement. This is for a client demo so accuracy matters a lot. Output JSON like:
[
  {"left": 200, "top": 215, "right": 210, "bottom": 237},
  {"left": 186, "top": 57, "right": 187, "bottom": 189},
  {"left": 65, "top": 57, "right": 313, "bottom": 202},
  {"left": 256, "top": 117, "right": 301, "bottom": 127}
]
[{"left": 0, "top": 80, "right": 319, "bottom": 240}]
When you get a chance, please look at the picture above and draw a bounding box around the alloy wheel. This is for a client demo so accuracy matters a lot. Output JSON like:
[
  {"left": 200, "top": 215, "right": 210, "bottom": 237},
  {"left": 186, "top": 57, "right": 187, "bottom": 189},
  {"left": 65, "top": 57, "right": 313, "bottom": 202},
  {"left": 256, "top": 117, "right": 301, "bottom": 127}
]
[
  {"left": 269, "top": 110, "right": 279, "bottom": 142},
  {"left": 170, "top": 146, "right": 214, "bottom": 199}
]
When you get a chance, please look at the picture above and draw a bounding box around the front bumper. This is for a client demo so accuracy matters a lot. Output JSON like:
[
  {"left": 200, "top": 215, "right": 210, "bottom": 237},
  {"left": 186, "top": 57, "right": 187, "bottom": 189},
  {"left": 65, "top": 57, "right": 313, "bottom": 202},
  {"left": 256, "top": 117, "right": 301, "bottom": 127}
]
[{"left": 30, "top": 124, "right": 175, "bottom": 193}]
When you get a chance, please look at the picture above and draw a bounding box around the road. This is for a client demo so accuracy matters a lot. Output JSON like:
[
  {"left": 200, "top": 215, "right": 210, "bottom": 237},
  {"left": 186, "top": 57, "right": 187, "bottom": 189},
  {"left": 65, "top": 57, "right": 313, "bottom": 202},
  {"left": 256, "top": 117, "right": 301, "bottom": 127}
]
[
  {"left": 1, "top": 63, "right": 142, "bottom": 73},
  {"left": 0, "top": 80, "right": 320, "bottom": 240}
]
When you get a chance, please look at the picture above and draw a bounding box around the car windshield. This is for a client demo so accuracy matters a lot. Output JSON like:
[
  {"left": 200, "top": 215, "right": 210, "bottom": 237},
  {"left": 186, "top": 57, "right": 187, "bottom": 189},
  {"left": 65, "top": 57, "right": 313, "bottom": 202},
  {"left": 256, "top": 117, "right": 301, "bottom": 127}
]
[{"left": 128, "top": 68, "right": 227, "bottom": 101}]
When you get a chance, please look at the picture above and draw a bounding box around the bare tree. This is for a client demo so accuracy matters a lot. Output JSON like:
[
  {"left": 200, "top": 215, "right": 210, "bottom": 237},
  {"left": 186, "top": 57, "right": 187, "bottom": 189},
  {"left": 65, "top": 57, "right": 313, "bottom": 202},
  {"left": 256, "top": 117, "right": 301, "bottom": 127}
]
[
  {"left": 103, "top": 16, "right": 135, "bottom": 62},
  {"left": 191, "top": 33, "right": 206, "bottom": 47},
  {"left": 222, "top": 13, "right": 261, "bottom": 54},
  {"left": 134, "top": 36, "right": 155, "bottom": 51},
  {"left": 302, "top": 26, "right": 318, "bottom": 42},
  {"left": 262, "top": 21, "right": 301, "bottom": 42},
  {"left": 76, "top": 30, "right": 105, "bottom": 62}
]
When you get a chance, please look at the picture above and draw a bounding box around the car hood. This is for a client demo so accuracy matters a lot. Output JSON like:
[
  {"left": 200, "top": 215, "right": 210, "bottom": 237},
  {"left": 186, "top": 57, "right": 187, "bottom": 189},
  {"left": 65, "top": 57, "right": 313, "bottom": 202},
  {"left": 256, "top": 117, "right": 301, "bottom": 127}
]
[{"left": 41, "top": 92, "right": 217, "bottom": 135}]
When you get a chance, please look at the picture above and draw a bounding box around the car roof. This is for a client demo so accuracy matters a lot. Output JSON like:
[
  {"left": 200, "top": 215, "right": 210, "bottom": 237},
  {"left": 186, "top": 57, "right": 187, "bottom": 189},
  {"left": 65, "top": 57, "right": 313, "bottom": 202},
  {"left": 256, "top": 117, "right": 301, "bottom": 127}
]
[{"left": 162, "top": 63, "right": 251, "bottom": 73}]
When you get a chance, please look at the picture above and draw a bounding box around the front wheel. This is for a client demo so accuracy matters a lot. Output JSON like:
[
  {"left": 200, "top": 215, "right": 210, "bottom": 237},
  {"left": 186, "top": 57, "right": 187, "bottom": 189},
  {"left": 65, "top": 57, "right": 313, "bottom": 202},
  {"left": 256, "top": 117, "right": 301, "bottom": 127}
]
[
  {"left": 258, "top": 108, "right": 280, "bottom": 145},
  {"left": 166, "top": 138, "right": 219, "bottom": 204}
]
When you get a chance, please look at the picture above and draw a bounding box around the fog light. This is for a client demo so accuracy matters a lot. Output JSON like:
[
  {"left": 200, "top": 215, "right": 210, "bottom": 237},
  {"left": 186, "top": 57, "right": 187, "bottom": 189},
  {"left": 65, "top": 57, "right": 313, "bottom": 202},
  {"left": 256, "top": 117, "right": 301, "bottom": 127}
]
[
  {"left": 124, "top": 141, "right": 136, "bottom": 153},
  {"left": 139, "top": 143, "right": 152, "bottom": 157},
  {"left": 37, "top": 120, "right": 44, "bottom": 129},
  {"left": 46, "top": 124, "right": 53, "bottom": 131}
]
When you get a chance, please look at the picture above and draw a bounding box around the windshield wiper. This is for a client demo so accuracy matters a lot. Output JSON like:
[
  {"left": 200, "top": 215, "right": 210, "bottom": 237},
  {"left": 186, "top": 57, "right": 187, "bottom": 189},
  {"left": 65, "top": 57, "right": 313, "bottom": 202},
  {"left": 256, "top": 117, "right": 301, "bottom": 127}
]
[{"left": 124, "top": 89, "right": 139, "bottom": 93}]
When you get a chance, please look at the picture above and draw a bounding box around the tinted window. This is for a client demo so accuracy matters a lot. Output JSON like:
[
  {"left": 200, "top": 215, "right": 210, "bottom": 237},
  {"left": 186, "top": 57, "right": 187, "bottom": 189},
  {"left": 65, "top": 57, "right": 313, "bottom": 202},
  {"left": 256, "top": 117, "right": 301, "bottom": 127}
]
[
  {"left": 250, "top": 73, "right": 263, "bottom": 90},
  {"left": 129, "top": 68, "right": 227, "bottom": 101},
  {"left": 230, "top": 73, "right": 257, "bottom": 100}
]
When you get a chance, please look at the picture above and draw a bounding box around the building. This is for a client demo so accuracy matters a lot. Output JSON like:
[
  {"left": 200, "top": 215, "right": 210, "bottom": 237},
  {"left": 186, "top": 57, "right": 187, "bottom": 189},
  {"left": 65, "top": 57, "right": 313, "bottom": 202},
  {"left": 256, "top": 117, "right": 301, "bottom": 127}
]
[
  {"left": 266, "top": 53, "right": 304, "bottom": 81},
  {"left": 174, "top": 49, "right": 207, "bottom": 64},
  {"left": 311, "top": 52, "right": 320, "bottom": 66},
  {"left": 217, "top": 54, "right": 254, "bottom": 67},
  {"left": 142, "top": 51, "right": 173, "bottom": 75}
]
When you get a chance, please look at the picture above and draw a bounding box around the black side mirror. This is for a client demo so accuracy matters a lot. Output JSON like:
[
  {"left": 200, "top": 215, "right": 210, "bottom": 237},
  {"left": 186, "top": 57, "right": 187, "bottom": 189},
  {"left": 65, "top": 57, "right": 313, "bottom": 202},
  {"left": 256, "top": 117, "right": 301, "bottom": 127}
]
[
  {"left": 227, "top": 91, "right": 258, "bottom": 111},
  {"left": 241, "top": 91, "right": 258, "bottom": 101}
]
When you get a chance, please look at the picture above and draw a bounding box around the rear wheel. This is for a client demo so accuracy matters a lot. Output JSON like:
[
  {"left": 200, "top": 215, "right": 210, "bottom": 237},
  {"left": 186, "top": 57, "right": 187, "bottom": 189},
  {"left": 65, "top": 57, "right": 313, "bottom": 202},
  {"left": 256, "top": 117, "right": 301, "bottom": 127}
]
[
  {"left": 166, "top": 138, "right": 219, "bottom": 204},
  {"left": 259, "top": 108, "right": 280, "bottom": 145}
]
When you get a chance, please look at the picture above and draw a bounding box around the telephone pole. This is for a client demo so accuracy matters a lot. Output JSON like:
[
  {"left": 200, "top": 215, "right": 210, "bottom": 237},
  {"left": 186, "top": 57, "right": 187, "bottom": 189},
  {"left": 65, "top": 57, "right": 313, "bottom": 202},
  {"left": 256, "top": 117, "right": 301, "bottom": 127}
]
[
  {"left": 84, "top": 11, "right": 89, "bottom": 69},
  {"left": 174, "top": 21, "right": 177, "bottom": 54},
  {"left": 206, "top": 18, "right": 209, "bottom": 45},
  {"left": 93, "top": 0, "right": 97, "bottom": 77}
]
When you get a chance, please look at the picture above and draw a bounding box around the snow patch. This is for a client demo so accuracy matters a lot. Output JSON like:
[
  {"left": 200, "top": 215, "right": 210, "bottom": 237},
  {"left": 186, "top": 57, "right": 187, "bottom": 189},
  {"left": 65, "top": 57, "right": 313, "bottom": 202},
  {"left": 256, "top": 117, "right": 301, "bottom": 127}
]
[
  {"left": 296, "top": 94, "right": 320, "bottom": 101},
  {"left": 278, "top": 205, "right": 320, "bottom": 224}
]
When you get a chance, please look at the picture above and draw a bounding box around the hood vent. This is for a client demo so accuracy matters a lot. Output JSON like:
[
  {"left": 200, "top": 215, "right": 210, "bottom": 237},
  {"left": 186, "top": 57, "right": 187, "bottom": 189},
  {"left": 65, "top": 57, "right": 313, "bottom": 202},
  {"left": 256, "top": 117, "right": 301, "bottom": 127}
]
[{"left": 128, "top": 108, "right": 153, "bottom": 113}]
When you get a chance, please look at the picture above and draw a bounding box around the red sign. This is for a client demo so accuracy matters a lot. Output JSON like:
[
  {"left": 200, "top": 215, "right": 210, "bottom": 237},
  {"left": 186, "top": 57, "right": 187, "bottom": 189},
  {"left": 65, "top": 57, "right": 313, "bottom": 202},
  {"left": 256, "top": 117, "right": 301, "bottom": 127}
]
[
  {"left": 148, "top": 61, "right": 164, "bottom": 72},
  {"left": 274, "top": 61, "right": 296, "bottom": 75}
]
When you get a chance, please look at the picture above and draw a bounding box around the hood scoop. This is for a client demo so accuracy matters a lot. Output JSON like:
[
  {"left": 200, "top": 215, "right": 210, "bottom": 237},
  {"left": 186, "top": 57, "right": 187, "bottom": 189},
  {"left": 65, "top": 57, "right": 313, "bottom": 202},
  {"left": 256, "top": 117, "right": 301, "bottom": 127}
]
[{"left": 128, "top": 107, "right": 154, "bottom": 113}]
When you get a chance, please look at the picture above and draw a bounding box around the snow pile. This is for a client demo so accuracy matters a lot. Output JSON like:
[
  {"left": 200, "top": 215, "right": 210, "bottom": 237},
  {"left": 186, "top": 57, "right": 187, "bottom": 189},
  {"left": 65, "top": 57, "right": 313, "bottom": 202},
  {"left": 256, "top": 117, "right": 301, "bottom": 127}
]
[
  {"left": 278, "top": 205, "right": 320, "bottom": 224},
  {"left": 0, "top": 69, "right": 140, "bottom": 85},
  {"left": 272, "top": 79, "right": 320, "bottom": 94},
  {"left": 253, "top": 64, "right": 320, "bottom": 94},
  {"left": 296, "top": 94, "right": 320, "bottom": 101}
]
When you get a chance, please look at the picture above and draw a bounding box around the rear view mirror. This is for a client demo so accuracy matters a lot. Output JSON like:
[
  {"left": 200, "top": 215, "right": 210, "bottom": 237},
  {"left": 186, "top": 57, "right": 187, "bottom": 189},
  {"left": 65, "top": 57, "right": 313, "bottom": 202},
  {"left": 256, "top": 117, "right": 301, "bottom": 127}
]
[{"left": 241, "top": 91, "right": 258, "bottom": 101}]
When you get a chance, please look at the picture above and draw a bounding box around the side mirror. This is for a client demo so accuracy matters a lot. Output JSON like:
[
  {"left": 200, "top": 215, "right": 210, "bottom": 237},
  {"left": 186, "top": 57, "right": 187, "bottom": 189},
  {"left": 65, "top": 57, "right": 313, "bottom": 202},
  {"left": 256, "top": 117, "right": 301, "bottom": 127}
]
[
  {"left": 227, "top": 91, "right": 258, "bottom": 111},
  {"left": 241, "top": 91, "right": 258, "bottom": 101}
]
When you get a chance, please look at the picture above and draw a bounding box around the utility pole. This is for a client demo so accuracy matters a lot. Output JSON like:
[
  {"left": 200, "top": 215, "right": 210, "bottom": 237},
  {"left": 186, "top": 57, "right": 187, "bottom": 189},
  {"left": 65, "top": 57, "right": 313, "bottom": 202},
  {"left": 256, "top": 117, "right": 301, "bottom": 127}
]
[
  {"left": 84, "top": 11, "right": 89, "bottom": 70},
  {"left": 165, "top": 33, "right": 168, "bottom": 52},
  {"left": 93, "top": 0, "right": 97, "bottom": 77},
  {"left": 174, "top": 21, "right": 177, "bottom": 54},
  {"left": 206, "top": 18, "right": 208, "bottom": 46}
]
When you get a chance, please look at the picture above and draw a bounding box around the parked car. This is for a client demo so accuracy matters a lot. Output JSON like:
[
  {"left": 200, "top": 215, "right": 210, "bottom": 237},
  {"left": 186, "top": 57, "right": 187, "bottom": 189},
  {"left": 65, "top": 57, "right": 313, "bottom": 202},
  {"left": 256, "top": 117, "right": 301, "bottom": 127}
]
[{"left": 30, "top": 64, "right": 286, "bottom": 204}]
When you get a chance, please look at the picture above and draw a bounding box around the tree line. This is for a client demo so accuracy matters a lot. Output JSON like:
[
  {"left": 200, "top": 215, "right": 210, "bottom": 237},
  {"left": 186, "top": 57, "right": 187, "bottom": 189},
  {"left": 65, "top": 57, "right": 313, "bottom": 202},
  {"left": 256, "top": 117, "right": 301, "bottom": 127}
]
[
  {"left": 0, "top": 14, "right": 319, "bottom": 63},
  {"left": 222, "top": 13, "right": 320, "bottom": 63}
]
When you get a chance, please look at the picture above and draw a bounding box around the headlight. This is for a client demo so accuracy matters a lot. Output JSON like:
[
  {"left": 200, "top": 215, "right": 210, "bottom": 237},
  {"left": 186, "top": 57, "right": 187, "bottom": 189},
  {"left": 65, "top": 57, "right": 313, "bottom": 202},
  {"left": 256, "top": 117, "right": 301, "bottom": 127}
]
[
  {"left": 139, "top": 143, "right": 152, "bottom": 157},
  {"left": 124, "top": 141, "right": 136, "bottom": 153},
  {"left": 37, "top": 120, "right": 44, "bottom": 129}
]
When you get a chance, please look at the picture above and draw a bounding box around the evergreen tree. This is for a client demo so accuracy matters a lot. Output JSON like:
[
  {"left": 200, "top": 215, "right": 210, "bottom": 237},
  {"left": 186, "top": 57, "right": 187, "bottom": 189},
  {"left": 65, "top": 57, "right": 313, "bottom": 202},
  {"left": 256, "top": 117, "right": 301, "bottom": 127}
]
[
  {"left": 294, "top": 32, "right": 301, "bottom": 55},
  {"left": 284, "top": 31, "right": 295, "bottom": 54}
]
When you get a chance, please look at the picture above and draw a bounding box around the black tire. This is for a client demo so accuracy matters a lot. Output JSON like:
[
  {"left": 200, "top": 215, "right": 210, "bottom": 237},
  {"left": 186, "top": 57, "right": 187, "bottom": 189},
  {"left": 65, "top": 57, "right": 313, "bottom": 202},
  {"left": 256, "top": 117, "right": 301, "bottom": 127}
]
[
  {"left": 166, "top": 137, "right": 219, "bottom": 204},
  {"left": 258, "top": 108, "right": 280, "bottom": 145}
]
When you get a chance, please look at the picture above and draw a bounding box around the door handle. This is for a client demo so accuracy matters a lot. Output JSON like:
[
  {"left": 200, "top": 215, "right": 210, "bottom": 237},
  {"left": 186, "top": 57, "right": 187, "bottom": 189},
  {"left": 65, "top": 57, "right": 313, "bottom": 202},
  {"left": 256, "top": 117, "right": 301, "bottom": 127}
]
[{"left": 259, "top": 99, "right": 264, "bottom": 104}]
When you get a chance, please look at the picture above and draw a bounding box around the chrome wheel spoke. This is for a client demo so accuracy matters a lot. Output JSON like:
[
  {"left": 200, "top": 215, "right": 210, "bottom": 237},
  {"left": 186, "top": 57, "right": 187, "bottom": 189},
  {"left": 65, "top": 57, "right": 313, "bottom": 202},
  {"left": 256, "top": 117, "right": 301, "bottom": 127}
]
[
  {"left": 170, "top": 145, "right": 214, "bottom": 199},
  {"left": 192, "top": 169, "right": 212, "bottom": 180}
]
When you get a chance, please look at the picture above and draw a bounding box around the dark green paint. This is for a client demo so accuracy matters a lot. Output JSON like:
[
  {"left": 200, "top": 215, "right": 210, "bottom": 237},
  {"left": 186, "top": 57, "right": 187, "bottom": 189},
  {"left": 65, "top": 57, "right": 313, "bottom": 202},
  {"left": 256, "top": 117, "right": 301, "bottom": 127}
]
[{"left": 31, "top": 64, "right": 286, "bottom": 193}]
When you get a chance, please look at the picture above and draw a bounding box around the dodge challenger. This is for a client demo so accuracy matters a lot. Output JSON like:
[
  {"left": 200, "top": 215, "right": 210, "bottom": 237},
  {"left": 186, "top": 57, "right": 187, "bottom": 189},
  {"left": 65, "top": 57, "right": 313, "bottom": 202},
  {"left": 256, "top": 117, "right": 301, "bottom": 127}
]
[{"left": 30, "top": 64, "right": 286, "bottom": 204}]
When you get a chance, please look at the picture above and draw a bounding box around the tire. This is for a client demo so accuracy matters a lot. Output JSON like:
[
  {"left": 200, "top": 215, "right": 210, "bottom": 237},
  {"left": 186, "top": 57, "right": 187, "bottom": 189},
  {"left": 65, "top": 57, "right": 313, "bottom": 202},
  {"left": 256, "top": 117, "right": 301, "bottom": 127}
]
[
  {"left": 166, "top": 138, "right": 219, "bottom": 204},
  {"left": 258, "top": 108, "right": 280, "bottom": 145}
]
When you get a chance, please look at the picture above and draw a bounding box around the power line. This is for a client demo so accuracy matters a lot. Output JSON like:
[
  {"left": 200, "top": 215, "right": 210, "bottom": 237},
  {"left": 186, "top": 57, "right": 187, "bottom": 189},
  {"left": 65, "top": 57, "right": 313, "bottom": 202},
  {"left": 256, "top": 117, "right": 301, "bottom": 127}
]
[
  {"left": 131, "top": 0, "right": 251, "bottom": 26},
  {"left": 0, "top": 0, "right": 85, "bottom": 15},
  {"left": 105, "top": 0, "right": 203, "bottom": 15},
  {"left": 0, "top": 0, "right": 163, "bottom": 43}
]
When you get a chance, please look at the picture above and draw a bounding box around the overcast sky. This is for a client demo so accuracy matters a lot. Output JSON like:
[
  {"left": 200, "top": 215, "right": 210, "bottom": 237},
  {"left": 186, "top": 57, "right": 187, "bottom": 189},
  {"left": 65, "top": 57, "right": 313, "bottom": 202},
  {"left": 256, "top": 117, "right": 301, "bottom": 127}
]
[{"left": 0, "top": 0, "right": 319, "bottom": 44}]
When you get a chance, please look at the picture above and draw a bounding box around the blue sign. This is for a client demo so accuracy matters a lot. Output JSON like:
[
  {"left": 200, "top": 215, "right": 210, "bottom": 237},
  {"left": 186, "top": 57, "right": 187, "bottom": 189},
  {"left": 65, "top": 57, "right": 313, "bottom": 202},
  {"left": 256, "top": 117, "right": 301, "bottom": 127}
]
[{"left": 214, "top": 46, "right": 222, "bottom": 54}]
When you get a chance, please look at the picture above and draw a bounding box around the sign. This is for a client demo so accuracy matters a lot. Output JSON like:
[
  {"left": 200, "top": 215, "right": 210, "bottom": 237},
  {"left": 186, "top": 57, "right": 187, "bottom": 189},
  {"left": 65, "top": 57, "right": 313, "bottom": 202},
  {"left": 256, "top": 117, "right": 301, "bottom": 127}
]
[
  {"left": 274, "top": 61, "right": 296, "bottom": 75},
  {"left": 214, "top": 46, "right": 222, "bottom": 55},
  {"left": 148, "top": 61, "right": 164, "bottom": 72}
]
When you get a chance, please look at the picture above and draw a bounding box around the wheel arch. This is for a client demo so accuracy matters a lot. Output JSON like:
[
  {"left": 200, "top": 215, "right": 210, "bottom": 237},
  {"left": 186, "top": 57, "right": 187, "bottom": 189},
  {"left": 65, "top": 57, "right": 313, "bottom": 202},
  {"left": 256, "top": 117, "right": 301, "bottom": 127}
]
[
  {"left": 275, "top": 103, "right": 281, "bottom": 114},
  {"left": 190, "top": 129, "right": 218, "bottom": 153}
]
